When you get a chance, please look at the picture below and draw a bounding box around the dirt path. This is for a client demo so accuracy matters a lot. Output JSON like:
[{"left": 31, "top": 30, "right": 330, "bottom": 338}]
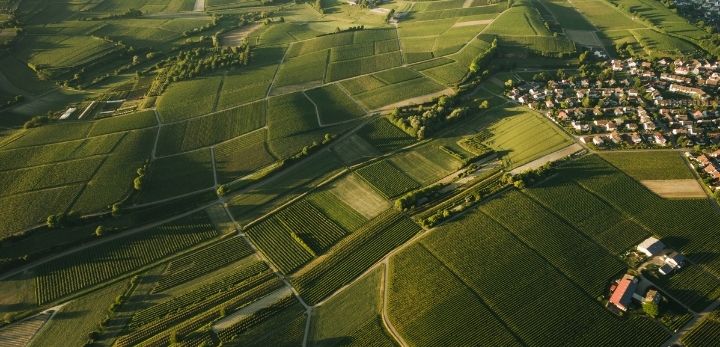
[
  {"left": 380, "top": 261, "right": 408, "bottom": 347},
  {"left": 462, "top": 0, "right": 474, "bottom": 8},
  {"left": 213, "top": 286, "right": 294, "bottom": 331},
  {"left": 0, "top": 304, "right": 64, "bottom": 347},
  {"left": 510, "top": 143, "right": 583, "bottom": 174}
]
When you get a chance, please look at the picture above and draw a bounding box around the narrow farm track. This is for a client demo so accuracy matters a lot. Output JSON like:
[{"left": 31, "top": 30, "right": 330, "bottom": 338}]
[{"left": 380, "top": 261, "right": 408, "bottom": 347}]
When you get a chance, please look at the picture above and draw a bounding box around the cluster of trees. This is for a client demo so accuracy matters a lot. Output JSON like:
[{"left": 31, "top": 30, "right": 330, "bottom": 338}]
[
  {"left": 150, "top": 45, "right": 251, "bottom": 95},
  {"left": 85, "top": 8, "right": 143, "bottom": 21},
  {"left": 133, "top": 163, "right": 148, "bottom": 191},
  {"left": 505, "top": 156, "right": 573, "bottom": 188},
  {"left": 420, "top": 178, "right": 506, "bottom": 228},
  {"left": 394, "top": 183, "right": 447, "bottom": 211},
  {"left": 389, "top": 95, "right": 469, "bottom": 139}
]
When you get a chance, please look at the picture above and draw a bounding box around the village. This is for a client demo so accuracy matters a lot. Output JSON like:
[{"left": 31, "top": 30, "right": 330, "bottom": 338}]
[{"left": 507, "top": 57, "right": 720, "bottom": 191}]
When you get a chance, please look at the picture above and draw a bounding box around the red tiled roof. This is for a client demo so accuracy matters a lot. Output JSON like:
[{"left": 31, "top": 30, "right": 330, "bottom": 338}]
[{"left": 609, "top": 274, "right": 636, "bottom": 311}]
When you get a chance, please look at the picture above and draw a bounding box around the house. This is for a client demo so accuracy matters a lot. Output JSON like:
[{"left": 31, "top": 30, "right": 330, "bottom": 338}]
[
  {"left": 654, "top": 133, "right": 667, "bottom": 146},
  {"left": 608, "top": 274, "right": 639, "bottom": 313},
  {"left": 606, "top": 121, "right": 618, "bottom": 132},
  {"left": 610, "top": 132, "right": 622, "bottom": 144},
  {"left": 697, "top": 154, "right": 712, "bottom": 167},
  {"left": 709, "top": 149, "right": 720, "bottom": 158},
  {"left": 593, "top": 135, "right": 604, "bottom": 146},
  {"left": 631, "top": 133, "right": 642, "bottom": 144},
  {"left": 644, "top": 122, "right": 656, "bottom": 131},
  {"left": 626, "top": 123, "right": 638, "bottom": 131},
  {"left": 669, "top": 84, "right": 707, "bottom": 98},
  {"left": 637, "top": 237, "right": 665, "bottom": 257}
]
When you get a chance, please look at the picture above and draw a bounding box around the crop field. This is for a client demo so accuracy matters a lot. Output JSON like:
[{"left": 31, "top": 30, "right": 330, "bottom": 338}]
[
  {"left": 331, "top": 134, "right": 380, "bottom": 165},
  {"left": 20, "top": 35, "right": 119, "bottom": 71},
  {"left": 305, "top": 84, "right": 366, "bottom": 124},
  {"left": 565, "top": 0, "right": 641, "bottom": 30},
  {"left": 276, "top": 200, "right": 348, "bottom": 254},
  {"left": 683, "top": 310, "right": 720, "bottom": 347},
  {"left": 356, "top": 160, "right": 421, "bottom": 199},
  {"left": 227, "top": 151, "right": 344, "bottom": 225},
  {"left": 156, "top": 76, "right": 224, "bottom": 122},
  {"left": 36, "top": 212, "right": 219, "bottom": 304},
  {"left": 389, "top": 207, "right": 670, "bottom": 346},
  {"left": 88, "top": 110, "right": 158, "bottom": 136},
  {"left": 310, "top": 266, "right": 395, "bottom": 347},
  {"left": 314, "top": 173, "right": 390, "bottom": 221},
  {"left": 139, "top": 149, "right": 215, "bottom": 203},
  {"left": 630, "top": 29, "right": 700, "bottom": 57},
  {"left": 293, "top": 212, "right": 421, "bottom": 304},
  {"left": 154, "top": 237, "right": 256, "bottom": 292},
  {"left": 550, "top": 156, "right": 720, "bottom": 305},
  {"left": 274, "top": 49, "right": 328, "bottom": 88},
  {"left": 29, "top": 280, "right": 129, "bottom": 347},
  {"left": 0, "top": 128, "right": 155, "bottom": 233},
  {"left": 480, "top": 189, "right": 625, "bottom": 296},
  {"left": 356, "top": 118, "right": 416, "bottom": 154},
  {"left": 217, "top": 46, "right": 286, "bottom": 108},
  {"left": 156, "top": 101, "right": 266, "bottom": 156},
  {"left": 214, "top": 129, "right": 276, "bottom": 183},
  {"left": 4, "top": 0, "right": 720, "bottom": 344},
  {"left": 342, "top": 73, "right": 448, "bottom": 110},
  {"left": 389, "top": 144, "right": 463, "bottom": 185},
  {"left": 459, "top": 107, "right": 570, "bottom": 168},
  {"left": 326, "top": 51, "right": 403, "bottom": 82},
  {"left": 599, "top": 151, "right": 694, "bottom": 180},
  {"left": 246, "top": 217, "right": 315, "bottom": 273},
  {"left": 266, "top": 92, "right": 319, "bottom": 142},
  {"left": 525, "top": 178, "right": 650, "bottom": 255}
]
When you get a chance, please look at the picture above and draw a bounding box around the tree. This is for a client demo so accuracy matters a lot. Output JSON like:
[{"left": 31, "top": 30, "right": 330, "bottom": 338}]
[
  {"left": 504, "top": 79, "right": 514, "bottom": 89},
  {"left": 642, "top": 300, "right": 659, "bottom": 318},
  {"left": 216, "top": 185, "right": 226, "bottom": 197},
  {"left": 112, "top": 203, "right": 122, "bottom": 217},
  {"left": 479, "top": 100, "right": 489, "bottom": 109},
  {"left": 46, "top": 214, "right": 64, "bottom": 229},
  {"left": 556, "top": 69, "right": 566, "bottom": 80},
  {"left": 133, "top": 175, "right": 144, "bottom": 191},
  {"left": 582, "top": 96, "right": 591, "bottom": 108},
  {"left": 95, "top": 225, "right": 104, "bottom": 237}
]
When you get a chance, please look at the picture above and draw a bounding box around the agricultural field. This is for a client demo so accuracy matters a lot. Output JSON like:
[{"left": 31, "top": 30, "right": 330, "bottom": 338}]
[
  {"left": 355, "top": 160, "right": 421, "bottom": 199},
  {"left": 309, "top": 266, "right": 396, "bottom": 347},
  {"left": 3, "top": 0, "right": 720, "bottom": 345}
]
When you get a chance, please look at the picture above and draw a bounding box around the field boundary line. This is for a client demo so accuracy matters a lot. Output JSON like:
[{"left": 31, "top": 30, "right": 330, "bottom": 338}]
[
  {"left": 303, "top": 90, "right": 324, "bottom": 127},
  {"left": 153, "top": 126, "right": 267, "bottom": 160},
  {"left": 478, "top": 207, "right": 615, "bottom": 305},
  {"left": 151, "top": 109, "right": 162, "bottom": 159},
  {"left": 266, "top": 45, "right": 290, "bottom": 97},
  {"left": 421, "top": 243, "right": 527, "bottom": 345},
  {"left": 211, "top": 146, "right": 218, "bottom": 187},
  {"left": 211, "top": 72, "right": 227, "bottom": 113}
]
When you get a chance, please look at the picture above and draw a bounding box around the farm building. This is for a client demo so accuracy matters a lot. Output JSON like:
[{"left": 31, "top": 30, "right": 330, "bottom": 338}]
[
  {"left": 637, "top": 237, "right": 665, "bottom": 257},
  {"left": 608, "top": 274, "right": 638, "bottom": 313},
  {"left": 659, "top": 251, "right": 686, "bottom": 275}
]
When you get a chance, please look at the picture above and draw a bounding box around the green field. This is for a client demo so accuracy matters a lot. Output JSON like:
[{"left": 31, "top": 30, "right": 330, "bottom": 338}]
[
  {"left": 599, "top": 151, "right": 695, "bottom": 180},
  {"left": 2, "top": 0, "right": 719, "bottom": 344}
]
